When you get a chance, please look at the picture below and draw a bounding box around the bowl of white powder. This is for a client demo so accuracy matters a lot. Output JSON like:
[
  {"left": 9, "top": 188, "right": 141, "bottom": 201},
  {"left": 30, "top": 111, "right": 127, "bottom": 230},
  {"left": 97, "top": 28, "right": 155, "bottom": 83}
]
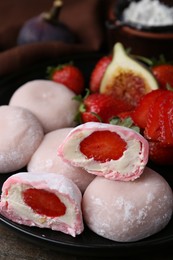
[
  {"left": 106, "top": 0, "right": 173, "bottom": 58},
  {"left": 115, "top": 0, "right": 173, "bottom": 32}
]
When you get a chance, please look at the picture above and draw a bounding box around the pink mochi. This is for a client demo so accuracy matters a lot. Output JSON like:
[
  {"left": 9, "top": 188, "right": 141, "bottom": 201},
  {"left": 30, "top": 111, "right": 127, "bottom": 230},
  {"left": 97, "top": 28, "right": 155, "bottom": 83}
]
[
  {"left": 57, "top": 122, "right": 149, "bottom": 181},
  {"left": 82, "top": 167, "right": 173, "bottom": 242},
  {"left": 9, "top": 79, "right": 79, "bottom": 133},
  {"left": 0, "top": 105, "right": 44, "bottom": 173}
]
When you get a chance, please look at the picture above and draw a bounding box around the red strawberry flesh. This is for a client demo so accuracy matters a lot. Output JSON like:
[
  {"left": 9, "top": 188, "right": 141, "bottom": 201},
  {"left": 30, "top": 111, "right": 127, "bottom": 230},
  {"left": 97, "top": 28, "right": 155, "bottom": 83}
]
[
  {"left": 80, "top": 130, "right": 127, "bottom": 163},
  {"left": 23, "top": 188, "right": 66, "bottom": 217}
]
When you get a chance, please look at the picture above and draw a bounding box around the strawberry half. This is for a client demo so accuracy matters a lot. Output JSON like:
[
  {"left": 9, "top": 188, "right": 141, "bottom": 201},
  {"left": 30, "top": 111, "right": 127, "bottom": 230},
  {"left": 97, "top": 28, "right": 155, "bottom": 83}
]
[{"left": 47, "top": 63, "right": 85, "bottom": 94}]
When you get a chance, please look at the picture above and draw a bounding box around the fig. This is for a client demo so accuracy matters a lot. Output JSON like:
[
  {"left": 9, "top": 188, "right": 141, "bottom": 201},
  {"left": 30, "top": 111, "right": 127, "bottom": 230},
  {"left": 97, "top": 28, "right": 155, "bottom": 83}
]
[
  {"left": 17, "top": 0, "right": 75, "bottom": 45},
  {"left": 100, "top": 43, "right": 158, "bottom": 107}
]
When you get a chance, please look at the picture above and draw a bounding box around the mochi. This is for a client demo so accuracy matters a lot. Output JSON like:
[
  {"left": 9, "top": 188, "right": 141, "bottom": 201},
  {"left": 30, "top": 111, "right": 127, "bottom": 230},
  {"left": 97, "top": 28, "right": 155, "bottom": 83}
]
[
  {"left": 9, "top": 79, "right": 79, "bottom": 133},
  {"left": 0, "top": 105, "right": 44, "bottom": 173},
  {"left": 82, "top": 167, "right": 173, "bottom": 242}
]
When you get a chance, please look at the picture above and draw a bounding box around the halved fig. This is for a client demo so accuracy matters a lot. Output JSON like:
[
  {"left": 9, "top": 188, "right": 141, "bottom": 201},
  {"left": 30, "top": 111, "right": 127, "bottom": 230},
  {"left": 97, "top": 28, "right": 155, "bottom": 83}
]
[{"left": 100, "top": 42, "right": 158, "bottom": 107}]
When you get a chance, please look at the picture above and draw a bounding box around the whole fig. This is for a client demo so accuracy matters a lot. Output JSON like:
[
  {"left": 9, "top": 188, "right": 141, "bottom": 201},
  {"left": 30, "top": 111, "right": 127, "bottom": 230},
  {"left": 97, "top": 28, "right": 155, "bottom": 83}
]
[{"left": 17, "top": 0, "right": 75, "bottom": 45}]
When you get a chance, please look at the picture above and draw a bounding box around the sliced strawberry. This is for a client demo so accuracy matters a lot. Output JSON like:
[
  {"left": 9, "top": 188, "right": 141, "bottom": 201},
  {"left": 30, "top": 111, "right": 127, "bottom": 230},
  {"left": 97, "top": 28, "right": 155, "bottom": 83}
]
[
  {"left": 144, "top": 93, "right": 165, "bottom": 141},
  {"left": 144, "top": 91, "right": 173, "bottom": 144},
  {"left": 80, "top": 130, "right": 127, "bottom": 163},
  {"left": 158, "top": 92, "right": 173, "bottom": 145},
  {"left": 23, "top": 188, "right": 66, "bottom": 217},
  {"left": 132, "top": 89, "right": 166, "bottom": 129}
]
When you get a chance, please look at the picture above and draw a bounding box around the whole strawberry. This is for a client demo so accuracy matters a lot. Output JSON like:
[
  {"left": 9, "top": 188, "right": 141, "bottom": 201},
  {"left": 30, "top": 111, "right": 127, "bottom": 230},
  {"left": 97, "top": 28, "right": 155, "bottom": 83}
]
[
  {"left": 47, "top": 63, "right": 85, "bottom": 94},
  {"left": 90, "top": 56, "right": 112, "bottom": 93},
  {"left": 80, "top": 93, "right": 133, "bottom": 123}
]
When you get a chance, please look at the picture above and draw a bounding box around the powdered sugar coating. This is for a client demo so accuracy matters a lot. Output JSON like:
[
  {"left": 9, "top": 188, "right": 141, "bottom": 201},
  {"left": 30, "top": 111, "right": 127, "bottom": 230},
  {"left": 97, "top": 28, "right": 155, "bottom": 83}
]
[
  {"left": 82, "top": 167, "right": 173, "bottom": 242},
  {"left": 9, "top": 80, "right": 79, "bottom": 133},
  {"left": 27, "top": 128, "right": 95, "bottom": 193},
  {"left": 0, "top": 106, "right": 44, "bottom": 173},
  {"left": 0, "top": 172, "right": 84, "bottom": 237},
  {"left": 57, "top": 122, "right": 149, "bottom": 181}
]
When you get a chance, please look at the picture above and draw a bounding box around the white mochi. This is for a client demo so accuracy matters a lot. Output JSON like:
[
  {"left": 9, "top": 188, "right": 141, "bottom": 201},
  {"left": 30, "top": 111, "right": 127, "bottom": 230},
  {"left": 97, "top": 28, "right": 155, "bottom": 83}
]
[
  {"left": 0, "top": 105, "right": 44, "bottom": 173},
  {"left": 27, "top": 128, "right": 95, "bottom": 193},
  {"left": 82, "top": 167, "right": 173, "bottom": 242},
  {"left": 9, "top": 79, "right": 79, "bottom": 133}
]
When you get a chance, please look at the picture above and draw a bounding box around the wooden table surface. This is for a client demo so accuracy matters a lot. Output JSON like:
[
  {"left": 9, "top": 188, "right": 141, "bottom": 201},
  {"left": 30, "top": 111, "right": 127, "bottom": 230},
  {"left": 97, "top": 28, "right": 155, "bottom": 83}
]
[{"left": 0, "top": 222, "right": 173, "bottom": 260}]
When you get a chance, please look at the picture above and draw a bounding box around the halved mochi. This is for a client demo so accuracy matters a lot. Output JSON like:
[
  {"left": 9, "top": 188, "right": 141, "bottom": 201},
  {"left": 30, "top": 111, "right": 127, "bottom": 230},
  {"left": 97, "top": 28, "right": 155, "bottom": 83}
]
[
  {"left": 57, "top": 122, "right": 149, "bottom": 181},
  {"left": 82, "top": 167, "right": 173, "bottom": 242},
  {"left": 0, "top": 172, "right": 84, "bottom": 237},
  {"left": 27, "top": 128, "right": 95, "bottom": 193}
]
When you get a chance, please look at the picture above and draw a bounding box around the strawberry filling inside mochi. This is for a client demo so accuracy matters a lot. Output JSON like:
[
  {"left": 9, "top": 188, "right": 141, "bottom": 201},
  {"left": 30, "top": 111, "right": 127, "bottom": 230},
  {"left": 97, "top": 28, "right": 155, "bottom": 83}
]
[
  {"left": 80, "top": 130, "right": 127, "bottom": 162},
  {"left": 23, "top": 188, "right": 66, "bottom": 217},
  {"left": 57, "top": 122, "right": 149, "bottom": 181}
]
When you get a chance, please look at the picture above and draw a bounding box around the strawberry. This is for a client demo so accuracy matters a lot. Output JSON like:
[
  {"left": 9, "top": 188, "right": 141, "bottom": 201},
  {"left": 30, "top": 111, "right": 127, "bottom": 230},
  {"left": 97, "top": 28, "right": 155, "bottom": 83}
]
[
  {"left": 132, "top": 89, "right": 166, "bottom": 129},
  {"left": 90, "top": 56, "right": 112, "bottom": 93},
  {"left": 129, "top": 88, "right": 173, "bottom": 164},
  {"left": 23, "top": 188, "right": 66, "bottom": 217},
  {"left": 152, "top": 64, "right": 173, "bottom": 89},
  {"left": 80, "top": 93, "right": 133, "bottom": 123},
  {"left": 80, "top": 130, "right": 127, "bottom": 163},
  {"left": 47, "top": 63, "right": 85, "bottom": 94},
  {"left": 149, "top": 141, "right": 173, "bottom": 165}
]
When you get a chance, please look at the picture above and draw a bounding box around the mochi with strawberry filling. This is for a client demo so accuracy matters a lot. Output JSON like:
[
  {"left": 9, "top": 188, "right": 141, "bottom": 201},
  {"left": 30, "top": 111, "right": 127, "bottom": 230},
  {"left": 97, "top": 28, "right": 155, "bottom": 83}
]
[
  {"left": 0, "top": 172, "right": 84, "bottom": 237},
  {"left": 57, "top": 122, "right": 149, "bottom": 181}
]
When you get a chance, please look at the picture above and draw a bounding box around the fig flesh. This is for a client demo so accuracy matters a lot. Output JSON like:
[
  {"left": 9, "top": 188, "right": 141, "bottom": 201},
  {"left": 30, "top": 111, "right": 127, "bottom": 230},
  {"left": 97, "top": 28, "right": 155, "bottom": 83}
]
[
  {"left": 100, "top": 43, "right": 158, "bottom": 107},
  {"left": 17, "top": 0, "right": 75, "bottom": 45}
]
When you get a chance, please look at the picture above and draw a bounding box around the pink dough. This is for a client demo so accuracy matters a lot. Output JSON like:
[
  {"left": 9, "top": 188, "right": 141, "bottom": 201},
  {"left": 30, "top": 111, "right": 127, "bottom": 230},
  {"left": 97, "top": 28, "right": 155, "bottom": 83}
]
[
  {"left": 9, "top": 80, "right": 79, "bottom": 133},
  {"left": 0, "top": 105, "right": 44, "bottom": 173},
  {"left": 0, "top": 172, "right": 84, "bottom": 237},
  {"left": 82, "top": 167, "right": 173, "bottom": 242},
  {"left": 57, "top": 122, "right": 149, "bottom": 181},
  {"left": 27, "top": 128, "right": 95, "bottom": 193}
]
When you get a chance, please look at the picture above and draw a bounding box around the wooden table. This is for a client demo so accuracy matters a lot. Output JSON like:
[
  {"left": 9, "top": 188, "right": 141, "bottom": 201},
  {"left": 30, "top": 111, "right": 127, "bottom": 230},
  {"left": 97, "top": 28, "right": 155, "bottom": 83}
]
[{"left": 0, "top": 222, "right": 173, "bottom": 260}]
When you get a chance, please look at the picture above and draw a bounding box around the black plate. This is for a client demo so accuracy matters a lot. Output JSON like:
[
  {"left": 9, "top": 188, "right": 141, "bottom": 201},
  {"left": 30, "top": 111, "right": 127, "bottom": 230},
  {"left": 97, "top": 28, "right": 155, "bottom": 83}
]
[{"left": 0, "top": 53, "right": 173, "bottom": 257}]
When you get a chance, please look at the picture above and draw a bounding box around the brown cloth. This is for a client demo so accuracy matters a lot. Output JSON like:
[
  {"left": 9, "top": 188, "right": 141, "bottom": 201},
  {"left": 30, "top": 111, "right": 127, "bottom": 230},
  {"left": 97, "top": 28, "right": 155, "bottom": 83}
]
[{"left": 0, "top": 0, "right": 114, "bottom": 77}]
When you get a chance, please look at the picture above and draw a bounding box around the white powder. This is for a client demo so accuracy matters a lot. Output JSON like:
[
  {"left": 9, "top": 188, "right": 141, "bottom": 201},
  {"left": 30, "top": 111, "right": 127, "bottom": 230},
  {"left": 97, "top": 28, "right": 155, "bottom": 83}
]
[{"left": 123, "top": 0, "right": 173, "bottom": 26}]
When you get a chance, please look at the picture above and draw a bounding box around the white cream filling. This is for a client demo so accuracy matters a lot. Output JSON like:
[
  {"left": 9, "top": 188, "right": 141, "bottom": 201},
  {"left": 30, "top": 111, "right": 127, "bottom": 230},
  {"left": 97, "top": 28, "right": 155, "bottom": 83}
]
[
  {"left": 5, "top": 183, "right": 76, "bottom": 226},
  {"left": 62, "top": 128, "right": 144, "bottom": 175}
]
